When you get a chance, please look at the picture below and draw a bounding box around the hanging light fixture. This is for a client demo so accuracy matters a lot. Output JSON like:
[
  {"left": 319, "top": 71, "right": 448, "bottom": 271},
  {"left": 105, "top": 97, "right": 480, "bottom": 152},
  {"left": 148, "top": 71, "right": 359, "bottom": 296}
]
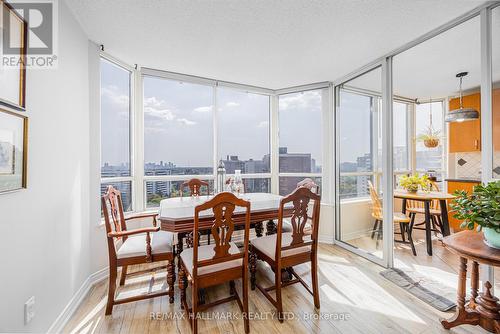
[{"left": 445, "top": 72, "right": 479, "bottom": 122}]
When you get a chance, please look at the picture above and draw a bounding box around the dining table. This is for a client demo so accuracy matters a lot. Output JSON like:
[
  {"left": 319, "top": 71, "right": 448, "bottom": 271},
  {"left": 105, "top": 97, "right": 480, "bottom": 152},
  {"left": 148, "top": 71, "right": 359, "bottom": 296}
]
[
  {"left": 394, "top": 190, "right": 455, "bottom": 256},
  {"left": 158, "top": 192, "right": 294, "bottom": 255}
]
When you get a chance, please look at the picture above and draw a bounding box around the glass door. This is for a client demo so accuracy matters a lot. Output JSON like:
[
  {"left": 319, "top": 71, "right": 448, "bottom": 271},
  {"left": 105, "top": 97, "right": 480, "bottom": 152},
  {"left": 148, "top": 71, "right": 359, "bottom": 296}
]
[{"left": 335, "top": 64, "right": 394, "bottom": 267}]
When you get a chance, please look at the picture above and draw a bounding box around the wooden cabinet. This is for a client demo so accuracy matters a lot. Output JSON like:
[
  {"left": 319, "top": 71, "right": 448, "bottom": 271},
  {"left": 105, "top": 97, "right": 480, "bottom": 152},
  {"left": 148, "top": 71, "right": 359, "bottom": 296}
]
[
  {"left": 449, "top": 92, "right": 481, "bottom": 152},
  {"left": 493, "top": 89, "right": 500, "bottom": 151},
  {"left": 447, "top": 180, "right": 480, "bottom": 232}
]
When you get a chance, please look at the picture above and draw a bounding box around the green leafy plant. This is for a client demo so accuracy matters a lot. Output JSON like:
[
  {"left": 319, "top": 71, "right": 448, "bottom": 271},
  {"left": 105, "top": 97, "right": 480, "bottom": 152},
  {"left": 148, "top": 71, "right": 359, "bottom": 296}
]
[
  {"left": 399, "top": 173, "right": 430, "bottom": 193},
  {"left": 450, "top": 181, "right": 500, "bottom": 232}
]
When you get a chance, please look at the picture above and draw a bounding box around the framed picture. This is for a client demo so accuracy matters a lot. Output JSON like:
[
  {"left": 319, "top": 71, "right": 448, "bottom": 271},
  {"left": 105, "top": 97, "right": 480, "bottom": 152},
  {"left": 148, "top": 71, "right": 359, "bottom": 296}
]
[
  {"left": 0, "top": 0, "right": 27, "bottom": 110},
  {"left": 0, "top": 108, "right": 27, "bottom": 193}
]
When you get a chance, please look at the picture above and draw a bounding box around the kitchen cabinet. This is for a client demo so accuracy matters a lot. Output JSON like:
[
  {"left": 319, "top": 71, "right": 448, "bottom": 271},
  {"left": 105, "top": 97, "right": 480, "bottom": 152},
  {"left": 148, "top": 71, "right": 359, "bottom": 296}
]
[
  {"left": 447, "top": 180, "right": 480, "bottom": 232},
  {"left": 449, "top": 93, "right": 481, "bottom": 153}
]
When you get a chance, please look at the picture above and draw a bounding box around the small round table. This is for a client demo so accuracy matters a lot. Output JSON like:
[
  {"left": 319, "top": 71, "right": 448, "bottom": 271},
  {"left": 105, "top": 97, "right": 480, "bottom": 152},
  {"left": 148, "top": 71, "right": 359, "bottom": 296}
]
[{"left": 441, "top": 230, "right": 500, "bottom": 333}]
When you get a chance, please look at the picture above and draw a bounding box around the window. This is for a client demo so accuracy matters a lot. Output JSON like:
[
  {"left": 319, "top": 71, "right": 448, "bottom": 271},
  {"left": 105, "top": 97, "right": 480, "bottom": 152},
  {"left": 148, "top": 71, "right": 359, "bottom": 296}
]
[
  {"left": 393, "top": 102, "right": 410, "bottom": 171},
  {"left": 217, "top": 88, "right": 270, "bottom": 174},
  {"left": 415, "top": 101, "right": 444, "bottom": 173},
  {"left": 145, "top": 180, "right": 213, "bottom": 207},
  {"left": 338, "top": 90, "right": 374, "bottom": 199},
  {"left": 143, "top": 77, "right": 214, "bottom": 176},
  {"left": 278, "top": 89, "right": 325, "bottom": 195},
  {"left": 100, "top": 58, "right": 132, "bottom": 211}
]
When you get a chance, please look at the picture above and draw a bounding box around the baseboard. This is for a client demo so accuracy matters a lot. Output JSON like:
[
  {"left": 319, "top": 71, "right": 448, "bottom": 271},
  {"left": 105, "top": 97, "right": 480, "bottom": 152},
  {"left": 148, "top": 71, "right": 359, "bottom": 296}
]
[
  {"left": 47, "top": 267, "right": 108, "bottom": 333},
  {"left": 318, "top": 234, "right": 334, "bottom": 244}
]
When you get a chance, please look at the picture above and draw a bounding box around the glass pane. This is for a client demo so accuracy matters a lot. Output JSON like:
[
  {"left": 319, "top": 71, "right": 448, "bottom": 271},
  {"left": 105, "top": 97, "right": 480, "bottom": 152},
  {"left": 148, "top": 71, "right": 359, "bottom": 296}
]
[
  {"left": 493, "top": 6, "right": 500, "bottom": 178},
  {"left": 278, "top": 89, "right": 324, "bottom": 173},
  {"left": 415, "top": 102, "right": 443, "bottom": 172},
  {"left": 217, "top": 88, "right": 270, "bottom": 174},
  {"left": 101, "top": 181, "right": 132, "bottom": 212},
  {"left": 279, "top": 177, "right": 321, "bottom": 196},
  {"left": 340, "top": 175, "right": 374, "bottom": 200},
  {"left": 393, "top": 102, "right": 409, "bottom": 171},
  {"left": 143, "top": 77, "right": 213, "bottom": 176},
  {"left": 337, "top": 67, "right": 384, "bottom": 260},
  {"left": 100, "top": 59, "right": 131, "bottom": 177},
  {"left": 145, "top": 180, "right": 213, "bottom": 208},
  {"left": 243, "top": 178, "right": 270, "bottom": 193}
]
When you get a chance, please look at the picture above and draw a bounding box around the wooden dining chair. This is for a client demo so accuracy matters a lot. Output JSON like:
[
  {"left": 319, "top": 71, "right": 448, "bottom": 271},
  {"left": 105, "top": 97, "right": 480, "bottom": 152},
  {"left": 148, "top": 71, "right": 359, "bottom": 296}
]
[
  {"left": 406, "top": 181, "right": 444, "bottom": 236},
  {"left": 180, "top": 178, "right": 210, "bottom": 197},
  {"left": 249, "top": 186, "right": 321, "bottom": 322},
  {"left": 368, "top": 181, "right": 416, "bottom": 256},
  {"left": 281, "top": 178, "right": 320, "bottom": 234},
  {"left": 178, "top": 192, "right": 250, "bottom": 334},
  {"left": 101, "top": 185, "right": 175, "bottom": 315}
]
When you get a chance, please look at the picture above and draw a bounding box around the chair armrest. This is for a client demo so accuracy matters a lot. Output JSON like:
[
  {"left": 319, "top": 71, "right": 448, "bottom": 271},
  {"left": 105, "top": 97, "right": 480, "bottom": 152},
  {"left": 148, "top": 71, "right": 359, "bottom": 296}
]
[
  {"left": 124, "top": 212, "right": 159, "bottom": 227},
  {"left": 108, "top": 226, "right": 160, "bottom": 238}
]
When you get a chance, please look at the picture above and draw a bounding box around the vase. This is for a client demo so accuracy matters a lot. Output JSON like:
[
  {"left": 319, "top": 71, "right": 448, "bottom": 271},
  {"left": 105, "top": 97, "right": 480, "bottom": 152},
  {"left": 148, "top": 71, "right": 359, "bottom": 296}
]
[
  {"left": 405, "top": 186, "right": 419, "bottom": 193},
  {"left": 483, "top": 227, "right": 500, "bottom": 249}
]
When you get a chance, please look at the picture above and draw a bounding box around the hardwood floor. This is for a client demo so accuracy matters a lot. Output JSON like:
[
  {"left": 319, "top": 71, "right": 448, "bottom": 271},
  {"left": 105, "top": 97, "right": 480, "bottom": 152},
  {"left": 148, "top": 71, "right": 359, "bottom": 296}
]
[{"left": 63, "top": 239, "right": 487, "bottom": 334}]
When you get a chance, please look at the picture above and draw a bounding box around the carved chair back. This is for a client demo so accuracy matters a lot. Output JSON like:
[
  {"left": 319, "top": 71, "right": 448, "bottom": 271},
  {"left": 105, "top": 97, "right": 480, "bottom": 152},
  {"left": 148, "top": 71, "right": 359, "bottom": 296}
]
[
  {"left": 192, "top": 192, "right": 250, "bottom": 277},
  {"left": 297, "top": 178, "right": 320, "bottom": 195},
  {"left": 276, "top": 186, "right": 321, "bottom": 259},
  {"left": 181, "top": 178, "right": 210, "bottom": 197},
  {"left": 368, "top": 181, "right": 383, "bottom": 221},
  {"left": 101, "top": 185, "right": 127, "bottom": 259}
]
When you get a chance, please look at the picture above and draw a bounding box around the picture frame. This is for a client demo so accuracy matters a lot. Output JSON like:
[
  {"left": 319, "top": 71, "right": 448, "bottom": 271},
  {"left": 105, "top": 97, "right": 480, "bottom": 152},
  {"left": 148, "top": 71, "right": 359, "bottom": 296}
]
[
  {"left": 0, "top": 108, "right": 27, "bottom": 193},
  {"left": 0, "top": 0, "right": 27, "bottom": 110}
]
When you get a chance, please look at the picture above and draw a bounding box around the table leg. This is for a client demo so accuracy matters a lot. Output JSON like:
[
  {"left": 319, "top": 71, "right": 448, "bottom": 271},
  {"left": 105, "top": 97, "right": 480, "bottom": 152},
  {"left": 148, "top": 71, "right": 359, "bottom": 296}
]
[
  {"left": 266, "top": 220, "right": 277, "bottom": 235},
  {"left": 177, "top": 233, "right": 184, "bottom": 274},
  {"left": 424, "top": 200, "right": 433, "bottom": 256},
  {"left": 441, "top": 257, "right": 480, "bottom": 329},
  {"left": 470, "top": 261, "right": 479, "bottom": 309},
  {"left": 439, "top": 199, "right": 451, "bottom": 236},
  {"left": 255, "top": 222, "right": 263, "bottom": 237},
  {"left": 401, "top": 198, "right": 407, "bottom": 214}
]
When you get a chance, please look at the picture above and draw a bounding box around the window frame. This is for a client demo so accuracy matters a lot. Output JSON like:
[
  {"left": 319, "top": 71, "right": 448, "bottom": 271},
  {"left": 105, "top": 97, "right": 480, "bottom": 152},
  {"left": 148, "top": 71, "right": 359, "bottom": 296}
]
[{"left": 99, "top": 53, "right": 135, "bottom": 212}]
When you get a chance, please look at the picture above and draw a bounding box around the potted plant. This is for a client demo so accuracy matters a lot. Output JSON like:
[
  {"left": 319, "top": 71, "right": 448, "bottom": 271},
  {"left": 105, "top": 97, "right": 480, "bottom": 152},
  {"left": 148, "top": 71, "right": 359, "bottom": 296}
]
[
  {"left": 417, "top": 126, "right": 441, "bottom": 148},
  {"left": 450, "top": 181, "right": 500, "bottom": 248},
  {"left": 399, "top": 173, "right": 430, "bottom": 193}
]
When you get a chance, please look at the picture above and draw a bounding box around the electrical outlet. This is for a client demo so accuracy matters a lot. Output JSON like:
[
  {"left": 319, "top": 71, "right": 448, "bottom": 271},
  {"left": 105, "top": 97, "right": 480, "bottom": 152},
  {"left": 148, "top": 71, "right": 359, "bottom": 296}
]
[{"left": 24, "top": 296, "right": 35, "bottom": 324}]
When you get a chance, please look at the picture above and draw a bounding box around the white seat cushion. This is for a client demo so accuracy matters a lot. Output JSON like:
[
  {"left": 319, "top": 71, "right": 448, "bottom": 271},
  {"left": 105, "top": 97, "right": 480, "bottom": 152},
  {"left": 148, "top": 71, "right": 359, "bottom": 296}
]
[
  {"left": 180, "top": 242, "right": 242, "bottom": 276},
  {"left": 117, "top": 231, "right": 173, "bottom": 259},
  {"left": 250, "top": 232, "right": 311, "bottom": 260}
]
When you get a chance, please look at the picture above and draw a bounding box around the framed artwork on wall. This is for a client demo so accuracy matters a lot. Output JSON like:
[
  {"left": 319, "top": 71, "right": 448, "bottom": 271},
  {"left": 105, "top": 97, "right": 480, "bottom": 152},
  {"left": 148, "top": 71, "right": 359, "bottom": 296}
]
[
  {"left": 0, "top": 0, "right": 27, "bottom": 110},
  {"left": 0, "top": 108, "right": 27, "bottom": 193}
]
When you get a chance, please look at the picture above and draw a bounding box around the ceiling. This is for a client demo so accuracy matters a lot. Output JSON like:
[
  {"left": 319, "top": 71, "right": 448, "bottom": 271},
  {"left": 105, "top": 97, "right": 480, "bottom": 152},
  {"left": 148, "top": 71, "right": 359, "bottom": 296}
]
[{"left": 65, "top": 0, "right": 489, "bottom": 91}]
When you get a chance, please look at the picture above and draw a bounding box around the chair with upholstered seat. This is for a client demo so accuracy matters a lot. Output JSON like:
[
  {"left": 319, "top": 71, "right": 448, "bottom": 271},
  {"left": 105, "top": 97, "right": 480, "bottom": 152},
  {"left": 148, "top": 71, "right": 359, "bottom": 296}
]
[
  {"left": 101, "top": 185, "right": 175, "bottom": 315},
  {"left": 178, "top": 192, "right": 250, "bottom": 334},
  {"left": 249, "top": 186, "right": 321, "bottom": 322},
  {"left": 368, "top": 181, "right": 416, "bottom": 255}
]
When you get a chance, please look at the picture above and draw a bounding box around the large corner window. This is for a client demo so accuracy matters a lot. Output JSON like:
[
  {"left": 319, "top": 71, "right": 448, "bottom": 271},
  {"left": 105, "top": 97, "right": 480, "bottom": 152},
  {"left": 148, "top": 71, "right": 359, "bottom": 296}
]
[
  {"left": 143, "top": 76, "right": 214, "bottom": 207},
  {"left": 100, "top": 57, "right": 133, "bottom": 211},
  {"left": 278, "top": 89, "right": 325, "bottom": 195}
]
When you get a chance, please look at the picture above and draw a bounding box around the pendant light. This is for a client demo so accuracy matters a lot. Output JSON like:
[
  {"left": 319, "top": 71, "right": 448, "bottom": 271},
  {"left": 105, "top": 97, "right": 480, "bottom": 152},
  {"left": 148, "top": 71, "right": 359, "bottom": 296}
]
[{"left": 445, "top": 72, "right": 479, "bottom": 122}]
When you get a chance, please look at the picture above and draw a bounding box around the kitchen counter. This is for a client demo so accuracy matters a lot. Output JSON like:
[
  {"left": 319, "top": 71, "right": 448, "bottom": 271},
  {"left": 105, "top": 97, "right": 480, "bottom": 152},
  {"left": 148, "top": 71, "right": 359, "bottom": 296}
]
[{"left": 445, "top": 178, "right": 481, "bottom": 183}]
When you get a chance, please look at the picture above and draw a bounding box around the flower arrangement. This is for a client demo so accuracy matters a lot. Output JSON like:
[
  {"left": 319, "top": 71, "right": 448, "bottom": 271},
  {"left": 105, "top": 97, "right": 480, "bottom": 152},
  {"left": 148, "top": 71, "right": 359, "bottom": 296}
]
[
  {"left": 399, "top": 173, "right": 430, "bottom": 193},
  {"left": 450, "top": 181, "right": 500, "bottom": 248},
  {"left": 417, "top": 126, "right": 441, "bottom": 148}
]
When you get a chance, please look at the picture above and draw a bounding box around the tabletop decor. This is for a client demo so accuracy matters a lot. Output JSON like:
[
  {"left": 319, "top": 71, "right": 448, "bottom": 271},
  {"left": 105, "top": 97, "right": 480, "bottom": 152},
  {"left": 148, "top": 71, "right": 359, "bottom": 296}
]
[
  {"left": 450, "top": 180, "right": 500, "bottom": 248},
  {"left": 399, "top": 173, "right": 430, "bottom": 193},
  {"left": 216, "top": 159, "right": 226, "bottom": 193},
  {"left": 0, "top": 109, "right": 28, "bottom": 193}
]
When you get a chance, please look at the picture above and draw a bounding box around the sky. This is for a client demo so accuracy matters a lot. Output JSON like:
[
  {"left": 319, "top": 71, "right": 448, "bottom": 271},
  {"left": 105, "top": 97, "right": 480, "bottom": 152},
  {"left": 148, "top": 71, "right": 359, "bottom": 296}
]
[{"left": 101, "top": 58, "right": 442, "bottom": 171}]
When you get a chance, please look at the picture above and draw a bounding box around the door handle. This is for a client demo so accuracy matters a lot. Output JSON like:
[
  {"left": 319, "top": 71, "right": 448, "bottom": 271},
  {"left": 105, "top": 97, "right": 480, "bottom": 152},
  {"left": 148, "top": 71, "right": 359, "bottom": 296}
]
[{"left": 474, "top": 139, "right": 479, "bottom": 150}]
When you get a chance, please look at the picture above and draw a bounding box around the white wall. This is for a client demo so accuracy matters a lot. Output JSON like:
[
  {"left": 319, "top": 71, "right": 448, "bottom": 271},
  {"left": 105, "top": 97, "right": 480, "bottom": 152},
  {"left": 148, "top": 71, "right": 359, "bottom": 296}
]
[{"left": 0, "top": 1, "right": 91, "bottom": 332}]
